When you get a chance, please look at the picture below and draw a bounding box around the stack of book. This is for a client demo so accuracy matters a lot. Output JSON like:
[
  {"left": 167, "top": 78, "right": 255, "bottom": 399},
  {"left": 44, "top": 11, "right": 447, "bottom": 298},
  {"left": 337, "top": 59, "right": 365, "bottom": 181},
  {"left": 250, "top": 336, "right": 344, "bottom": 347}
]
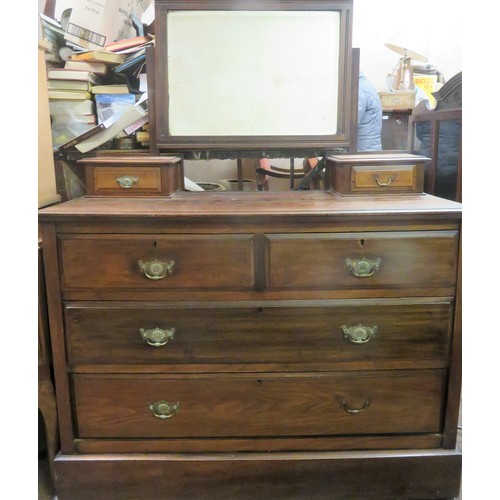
[
  {"left": 47, "top": 67, "right": 101, "bottom": 100},
  {"left": 48, "top": 67, "right": 102, "bottom": 149},
  {"left": 48, "top": 52, "right": 137, "bottom": 149},
  {"left": 57, "top": 93, "right": 149, "bottom": 153},
  {"left": 40, "top": 7, "right": 155, "bottom": 153}
]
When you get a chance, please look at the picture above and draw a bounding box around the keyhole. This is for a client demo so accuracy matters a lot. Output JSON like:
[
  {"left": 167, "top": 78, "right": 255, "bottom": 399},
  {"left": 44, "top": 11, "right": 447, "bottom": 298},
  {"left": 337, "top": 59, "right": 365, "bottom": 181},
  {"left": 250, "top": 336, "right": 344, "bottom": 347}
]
[
  {"left": 359, "top": 239, "right": 365, "bottom": 247},
  {"left": 152, "top": 241, "right": 157, "bottom": 247}
]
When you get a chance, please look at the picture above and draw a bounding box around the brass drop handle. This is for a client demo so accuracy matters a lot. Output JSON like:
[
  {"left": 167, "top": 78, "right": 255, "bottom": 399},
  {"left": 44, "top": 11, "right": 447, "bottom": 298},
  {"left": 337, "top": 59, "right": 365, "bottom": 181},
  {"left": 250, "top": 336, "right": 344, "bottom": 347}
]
[
  {"left": 138, "top": 259, "right": 175, "bottom": 280},
  {"left": 341, "top": 324, "right": 377, "bottom": 344},
  {"left": 341, "top": 399, "right": 370, "bottom": 414},
  {"left": 140, "top": 327, "right": 176, "bottom": 347},
  {"left": 148, "top": 400, "right": 180, "bottom": 419},
  {"left": 345, "top": 257, "right": 381, "bottom": 278},
  {"left": 116, "top": 175, "right": 139, "bottom": 188},
  {"left": 373, "top": 174, "right": 396, "bottom": 186}
]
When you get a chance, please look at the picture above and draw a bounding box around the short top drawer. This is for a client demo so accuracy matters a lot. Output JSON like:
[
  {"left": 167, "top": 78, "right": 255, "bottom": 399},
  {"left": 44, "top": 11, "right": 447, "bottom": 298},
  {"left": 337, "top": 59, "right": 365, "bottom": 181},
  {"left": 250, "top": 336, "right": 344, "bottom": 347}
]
[
  {"left": 59, "top": 234, "right": 255, "bottom": 291},
  {"left": 81, "top": 155, "right": 184, "bottom": 197},
  {"left": 326, "top": 153, "right": 428, "bottom": 195},
  {"left": 267, "top": 231, "right": 459, "bottom": 291},
  {"left": 351, "top": 165, "right": 420, "bottom": 192}
]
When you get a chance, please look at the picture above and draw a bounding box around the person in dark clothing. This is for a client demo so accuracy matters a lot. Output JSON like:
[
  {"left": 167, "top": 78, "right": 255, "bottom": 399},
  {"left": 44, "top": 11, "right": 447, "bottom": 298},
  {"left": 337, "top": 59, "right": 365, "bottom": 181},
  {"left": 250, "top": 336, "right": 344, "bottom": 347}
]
[{"left": 357, "top": 71, "right": 383, "bottom": 151}]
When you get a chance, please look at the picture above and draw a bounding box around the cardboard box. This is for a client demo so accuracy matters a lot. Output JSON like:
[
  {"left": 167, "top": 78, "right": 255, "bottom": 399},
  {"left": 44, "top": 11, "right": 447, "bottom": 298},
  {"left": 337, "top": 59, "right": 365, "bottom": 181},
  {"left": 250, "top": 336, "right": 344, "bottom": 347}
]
[
  {"left": 64, "top": 0, "right": 152, "bottom": 50},
  {"left": 413, "top": 74, "right": 439, "bottom": 109}
]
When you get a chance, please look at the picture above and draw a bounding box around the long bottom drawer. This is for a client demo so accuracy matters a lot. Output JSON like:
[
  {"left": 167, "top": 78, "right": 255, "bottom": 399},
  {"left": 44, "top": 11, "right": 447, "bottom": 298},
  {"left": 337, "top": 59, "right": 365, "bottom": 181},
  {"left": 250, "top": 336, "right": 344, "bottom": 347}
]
[{"left": 73, "top": 371, "right": 446, "bottom": 438}]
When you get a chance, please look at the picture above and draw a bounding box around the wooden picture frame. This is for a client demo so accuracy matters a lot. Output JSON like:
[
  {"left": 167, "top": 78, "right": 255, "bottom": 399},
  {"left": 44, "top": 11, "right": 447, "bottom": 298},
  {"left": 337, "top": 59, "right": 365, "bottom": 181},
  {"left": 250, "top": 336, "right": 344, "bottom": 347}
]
[{"left": 154, "top": 0, "right": 353, "bottom": 153}]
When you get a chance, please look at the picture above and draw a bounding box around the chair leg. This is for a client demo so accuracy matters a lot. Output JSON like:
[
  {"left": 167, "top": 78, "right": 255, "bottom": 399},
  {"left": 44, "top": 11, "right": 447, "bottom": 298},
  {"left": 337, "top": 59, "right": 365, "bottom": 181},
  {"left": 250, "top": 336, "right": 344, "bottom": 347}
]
[{"left": 255, "top": 159, "right": 269, "bottom": 191}]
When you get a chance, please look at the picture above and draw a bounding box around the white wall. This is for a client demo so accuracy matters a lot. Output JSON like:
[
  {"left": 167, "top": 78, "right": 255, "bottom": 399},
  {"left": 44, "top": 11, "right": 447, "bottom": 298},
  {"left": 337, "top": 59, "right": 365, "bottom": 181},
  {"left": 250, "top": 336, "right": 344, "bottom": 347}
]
[{"left": 353, "top": 0, "right": 462, "bottom": 91}]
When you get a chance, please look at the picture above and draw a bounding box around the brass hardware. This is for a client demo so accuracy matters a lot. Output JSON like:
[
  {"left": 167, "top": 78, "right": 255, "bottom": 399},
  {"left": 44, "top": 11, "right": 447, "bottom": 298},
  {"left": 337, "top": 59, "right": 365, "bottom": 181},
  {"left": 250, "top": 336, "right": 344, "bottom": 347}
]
[
  {"left": 345, "top": 257, "right": 381, "bottom": 277},
  {"left": 341, "top": 324, "right": 377, "bottom": 344},
  {"left": 116, "top": 175, "right": 139, "bottom": 188},
  {"left": 341, "top": 399, "right": 370, "bottom": 414},
  {"left": 140, "top": 327, "right": 176, "bottom": 347},
  {"left": 373, "top": 174, "right": 396, "bottom": 187},
  {"left": 138, "top": 259, "right": 175, "bottom": 280},
  {"left": 148, "top": 400, "right": 180, "bottom": 419}
]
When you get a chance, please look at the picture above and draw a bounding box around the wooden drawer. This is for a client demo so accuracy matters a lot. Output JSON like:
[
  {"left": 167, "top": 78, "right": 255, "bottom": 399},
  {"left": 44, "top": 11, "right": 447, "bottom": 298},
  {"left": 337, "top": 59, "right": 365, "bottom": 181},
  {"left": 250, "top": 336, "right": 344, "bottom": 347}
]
[
  {"left": 326, "top": 153, "right": 427, "bottom": 195},
  {"left": 267, "top": 231, "right": 458, "bottom": 291},
  {"left": 351, "top": 165, "right": 420, "bottom": 193},
  {"left": 80, "top": 156, "right": 184, "bottom": 197},
  {"left": 59, "top": 234, "right": 255, "bottom": 291},
  {"left": 91, "top": 166, "right": 163, "bottom": 195},
  {"left": 65, "top": 300, "right": 453, "bottom": 370},
  {"left": 73, "top": 371, "right": 446, "bottom": 438}
]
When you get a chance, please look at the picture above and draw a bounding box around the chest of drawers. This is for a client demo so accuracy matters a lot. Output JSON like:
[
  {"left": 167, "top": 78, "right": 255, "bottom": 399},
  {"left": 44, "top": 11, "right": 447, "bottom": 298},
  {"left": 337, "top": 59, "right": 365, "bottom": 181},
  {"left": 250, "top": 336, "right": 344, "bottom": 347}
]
[{"left": 39, "top": 190, "right": 462, "bottom": 499}]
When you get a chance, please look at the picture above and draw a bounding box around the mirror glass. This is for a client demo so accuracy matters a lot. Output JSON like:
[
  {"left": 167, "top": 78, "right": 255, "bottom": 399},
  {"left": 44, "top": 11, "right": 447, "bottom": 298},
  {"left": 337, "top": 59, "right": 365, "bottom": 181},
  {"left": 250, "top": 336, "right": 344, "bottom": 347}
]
[{"left": 166, "top": 11, "right": 341, "bottom": 137}]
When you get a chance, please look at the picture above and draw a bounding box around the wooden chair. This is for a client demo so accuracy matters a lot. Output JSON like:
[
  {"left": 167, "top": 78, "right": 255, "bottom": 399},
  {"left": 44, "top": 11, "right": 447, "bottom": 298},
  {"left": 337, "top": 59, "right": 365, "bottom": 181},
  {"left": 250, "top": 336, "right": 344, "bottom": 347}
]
[{"left": 408, "top": 72, "right": 462, "bottom": 202}]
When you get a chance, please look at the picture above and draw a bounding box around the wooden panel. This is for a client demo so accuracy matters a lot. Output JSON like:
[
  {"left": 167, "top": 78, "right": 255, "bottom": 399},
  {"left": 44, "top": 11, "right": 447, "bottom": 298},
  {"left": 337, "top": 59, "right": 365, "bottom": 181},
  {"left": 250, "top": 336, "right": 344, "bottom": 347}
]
[
  {"left": 381, "top": 111, "right": 411, "bottom": 150},
  {"left": 54, "top": 450, "right": 462, "bottom": 500},
  {"left": 38, "top": 190, "right": 463, "bottom": 222},
  {"left": 65, "top": 300, "right": 453, "bottom": 369},
  {"left": 59, "top": 234, "right": 255, "bottom": 291},
  {"left": 268, "top": 231, "right": 458, "bottom": 290},
  {"left": 73, "top": 371, "right": 446, "bottom": 438},
  {"left": 75, "top": 434, "right": 444, "bottom": 454},
  {"left": 38, "top": 42, "right": 60, "bottom": 208}
]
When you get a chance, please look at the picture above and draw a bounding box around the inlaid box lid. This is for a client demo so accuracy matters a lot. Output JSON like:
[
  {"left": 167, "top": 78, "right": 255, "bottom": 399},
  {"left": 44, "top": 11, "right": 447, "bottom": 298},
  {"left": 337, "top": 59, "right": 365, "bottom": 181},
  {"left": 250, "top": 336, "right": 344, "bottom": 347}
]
[{"left": 326, "top": 153, "right": 430, "bottom": 164}]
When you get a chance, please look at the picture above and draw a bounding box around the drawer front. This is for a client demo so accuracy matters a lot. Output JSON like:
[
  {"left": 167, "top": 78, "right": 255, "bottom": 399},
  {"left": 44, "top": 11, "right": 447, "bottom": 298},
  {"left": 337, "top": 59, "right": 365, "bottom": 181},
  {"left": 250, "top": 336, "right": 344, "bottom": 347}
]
[
  {"left": 59, "top": 235, "right": 255, "bottom": 291},
  {"left": 73, "top": 371, "right": 446, "bottom": 438},
  {"left": 351, "top": 165, "right": 421, "bottom": 193},
  {"left": 268, "top": 231, "right": 458, "bottom": 290},
  {"left": 91, "top": 166, "right": 162, "bottom": 195},
  {"left": 65, "top": 301, "right": 453, "bottom": 369},
  {"left": 379, "top": 91, "right": 415, "bottom": 110}
]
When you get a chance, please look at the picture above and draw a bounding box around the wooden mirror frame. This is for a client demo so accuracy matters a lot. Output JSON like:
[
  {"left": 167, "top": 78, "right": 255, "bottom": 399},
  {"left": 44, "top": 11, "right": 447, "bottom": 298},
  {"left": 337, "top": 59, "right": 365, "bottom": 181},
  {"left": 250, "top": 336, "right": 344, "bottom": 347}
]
[{"left": 153, "top": 0, "right": 353, "bottom": 154}]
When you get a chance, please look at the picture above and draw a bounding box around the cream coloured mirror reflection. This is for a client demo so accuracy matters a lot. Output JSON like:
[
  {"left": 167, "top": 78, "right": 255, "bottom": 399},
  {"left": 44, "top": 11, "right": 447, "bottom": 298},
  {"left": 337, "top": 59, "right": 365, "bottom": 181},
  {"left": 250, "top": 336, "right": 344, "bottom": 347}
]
[{"left": 166, "top": 10, "right": 340, "bottom": 136}]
